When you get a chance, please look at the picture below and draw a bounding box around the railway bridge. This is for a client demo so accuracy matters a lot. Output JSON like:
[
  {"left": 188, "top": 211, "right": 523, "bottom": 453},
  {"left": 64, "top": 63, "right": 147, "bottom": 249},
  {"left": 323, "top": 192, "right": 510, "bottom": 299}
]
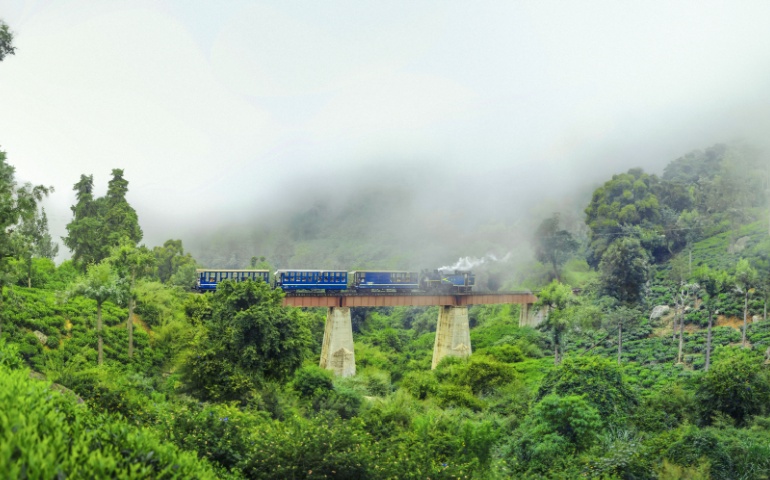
[{"left": 282, "top": 292, "right": 540, "bottom": 377}]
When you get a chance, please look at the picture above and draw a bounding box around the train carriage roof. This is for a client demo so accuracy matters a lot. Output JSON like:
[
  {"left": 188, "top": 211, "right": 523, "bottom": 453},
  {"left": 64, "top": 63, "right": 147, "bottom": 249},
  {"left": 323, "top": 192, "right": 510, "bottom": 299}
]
[
  {"left": 196, "top": 269, "right": 270, "bottom": 273},
  {"left": 273, "top": 269, "right": 347, "bottom": 273},
  {"left": 349, "top": 270, "right": 418, "bottom": 274}
]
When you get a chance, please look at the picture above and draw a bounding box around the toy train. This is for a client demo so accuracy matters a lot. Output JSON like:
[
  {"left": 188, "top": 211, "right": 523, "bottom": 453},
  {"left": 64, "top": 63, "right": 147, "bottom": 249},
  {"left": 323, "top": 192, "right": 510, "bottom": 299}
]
[{"left": 195, "top": 268, "right": 475, "bottom": 294}]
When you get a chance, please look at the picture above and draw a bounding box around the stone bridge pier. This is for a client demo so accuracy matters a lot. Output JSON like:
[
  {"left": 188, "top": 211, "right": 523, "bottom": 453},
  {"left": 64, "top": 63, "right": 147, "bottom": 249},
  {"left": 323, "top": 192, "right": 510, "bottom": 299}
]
[
  {"left": 519, "top": 303, "right": 544, "bottom": 327},
  {"left": 431, "top": 306, "right": 472, "bottom": 369},
  {"left": 319, "top": 307, "right": 356, "bottom": 377}
]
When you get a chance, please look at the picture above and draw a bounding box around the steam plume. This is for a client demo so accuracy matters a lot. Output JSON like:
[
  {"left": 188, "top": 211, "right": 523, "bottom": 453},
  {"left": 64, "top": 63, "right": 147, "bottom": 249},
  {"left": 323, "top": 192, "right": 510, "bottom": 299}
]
[{"left": 437, "top": 253, "right": 512, "bottom": 273}]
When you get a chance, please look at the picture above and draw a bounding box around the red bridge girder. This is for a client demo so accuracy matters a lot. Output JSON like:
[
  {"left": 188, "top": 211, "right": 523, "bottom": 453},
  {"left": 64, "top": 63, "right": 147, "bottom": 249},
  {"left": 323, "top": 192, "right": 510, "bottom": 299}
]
[{"left": 282, "top": 292, "right": 537, "bottom": 308}]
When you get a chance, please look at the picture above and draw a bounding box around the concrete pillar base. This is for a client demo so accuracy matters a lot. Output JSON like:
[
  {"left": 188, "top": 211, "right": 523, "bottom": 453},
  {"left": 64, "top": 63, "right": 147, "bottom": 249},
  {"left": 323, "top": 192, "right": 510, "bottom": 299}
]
[
  {"left": 320, "top": 307, "right": 356, "bottom": 377},
  {"left": 432, "top": 306, "right": 471, "bottom": 369},
  {"left": 519, "top": 303, "right": 544, "bottom": 327}
]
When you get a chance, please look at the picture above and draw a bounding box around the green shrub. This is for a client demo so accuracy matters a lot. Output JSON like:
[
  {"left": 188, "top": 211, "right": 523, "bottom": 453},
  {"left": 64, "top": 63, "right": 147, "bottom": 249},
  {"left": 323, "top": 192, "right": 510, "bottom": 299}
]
[
  {"left": 400, "top": 370, "right": 439, "bottom": 400},
  {"left": 434, "top": 384, "right": 484, "bottom": 411},
  {"left": 482, "top": 343, "right": 526, "bottom": 363},
  {"left": 633, "top": 383, "right": 698, "bottom": 432},
  {"left": 292, "top": 365, "right": 334, "bottom": 399},
  {"left": 0, "top": 366, "right": 219, "bottom": 478},
  {"left": 696, "top": 348, "right": 770, "bottom": 426},
  {"left": 536, "top": 355, "right": 638, "bottom": 422}
]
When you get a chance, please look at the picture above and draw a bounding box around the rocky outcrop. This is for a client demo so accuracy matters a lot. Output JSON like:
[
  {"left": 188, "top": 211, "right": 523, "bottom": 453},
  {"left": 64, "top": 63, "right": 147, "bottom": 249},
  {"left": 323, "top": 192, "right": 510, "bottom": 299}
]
[
  {"left": 650, "top": 305, "right": 670, "bottom": 321},
  {"left": 33, "top": 330, "right": 48, "bottom": 345},
  {"left": 728, "top": 236, "right": 751, "bottom": 253}
]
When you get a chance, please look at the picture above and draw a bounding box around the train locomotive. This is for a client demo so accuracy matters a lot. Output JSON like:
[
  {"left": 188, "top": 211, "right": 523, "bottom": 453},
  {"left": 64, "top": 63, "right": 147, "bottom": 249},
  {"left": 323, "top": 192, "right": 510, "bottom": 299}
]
[{"left": 196, "top": 268, "right": 475, "bottom": 294}]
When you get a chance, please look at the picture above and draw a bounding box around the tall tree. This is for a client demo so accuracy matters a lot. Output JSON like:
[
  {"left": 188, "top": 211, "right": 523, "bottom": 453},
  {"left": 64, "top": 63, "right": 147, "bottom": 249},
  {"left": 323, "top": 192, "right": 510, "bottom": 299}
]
[
  {"left": 694, "top": 266, "right": 731, "bottom": 371},
  {"left": 603, "top": 305, "right": 640, "bottom": 365},
  {"left": 534, "top": 280, "right": 576, "bottom": 365},
  {"left": 734, "top": 258, "right": 758, "bottom": 348},
  {"left": 533, "top": 214, "right": 578, "bottom": 281},
  {"left": 182, "top": 279, "right": 313, "bottom": 402},
  {"left": 64, "top": 170, "right": 143, "bottom": 268},
  {"left": 585, "top": 169, "right": 659, "bottom": 267},
  {"left": 109, "top": 242, "right": 155, "bottom": 358},
  {"left": 666, "top": 256, "right": 689, "bottom": 343},
  {"left": 0, "top": 20, "right": 16, "bottom": 62},
  {"left": 63, "top": 174, "right": 103, "bottom": 267},
  {"left": 0, "top": 149, "right": 50, "bottom": 335},
  {"left": 599, "top": 237, "right": 649, "bottom": 306},
  {"left": 101, "top": 169, "right": 142, "bottom": 254},
  {"left": 70, "top": 261, "right": 125, "bottom": 365},
  {"left": 675, "top": 282, "right": 700, "bottom": 364},
  {"left": 17, "top": 207, "right": 59, "bottom": 287},
  {"left": 153, "top": 239, "right": 196, "bottom": 284}
]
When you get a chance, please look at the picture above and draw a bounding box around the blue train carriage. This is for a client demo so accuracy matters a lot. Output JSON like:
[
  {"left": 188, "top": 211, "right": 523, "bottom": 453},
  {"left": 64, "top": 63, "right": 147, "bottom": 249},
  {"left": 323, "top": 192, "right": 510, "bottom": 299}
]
[
  {"left": 420, "top": 269, "right": 475, "bottom": 293},
  {"left": 273, "top": 269, "right": 348, "bottom": 292},
  {"left": 196, "top": 269, "right": 270, "bottom": 291},
  {"left": 350, "top": 270, "right": 419, "bottom": 292}
]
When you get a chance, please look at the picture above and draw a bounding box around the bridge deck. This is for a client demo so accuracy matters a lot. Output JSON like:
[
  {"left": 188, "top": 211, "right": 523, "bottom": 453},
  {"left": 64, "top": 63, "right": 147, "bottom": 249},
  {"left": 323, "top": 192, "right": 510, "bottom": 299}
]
[{"left": 282, "top": 292, "right": 536, "bottom": 308}]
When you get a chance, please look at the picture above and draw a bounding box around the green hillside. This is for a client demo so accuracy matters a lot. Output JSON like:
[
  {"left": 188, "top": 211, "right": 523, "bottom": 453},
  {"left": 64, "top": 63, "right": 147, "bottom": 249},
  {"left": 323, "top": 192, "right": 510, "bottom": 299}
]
[{"left": 2, "top": 137, "right": 770, "bottom": 478}]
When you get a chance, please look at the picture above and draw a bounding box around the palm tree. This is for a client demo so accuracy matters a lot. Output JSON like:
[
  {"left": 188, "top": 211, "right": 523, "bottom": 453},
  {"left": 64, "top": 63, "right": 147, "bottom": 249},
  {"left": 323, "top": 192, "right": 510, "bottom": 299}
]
[
  {"left": 734, "top": 259, "right": 758, "bottom": 348},
  {"left": 694, "top": 266, "right": 731, "bottom": 371},
  {"left": 534, "top": 280, "right": 576, "bottom": 364},
  {"left": 604, "top": 306, "right": 640, "bottom": 365},
  {"left": 109, "top": 242, "right": 155, "bottom": 357},
  {"left": 677, "top": 283, "right": 700, "bottom": 364},
  {"left": 70, "top": 261, "right": 125, "bottom": 365}
]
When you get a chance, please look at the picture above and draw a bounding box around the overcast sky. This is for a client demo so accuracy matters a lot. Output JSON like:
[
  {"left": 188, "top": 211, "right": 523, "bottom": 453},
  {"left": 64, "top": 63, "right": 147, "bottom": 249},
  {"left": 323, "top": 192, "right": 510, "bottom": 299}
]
[{"left": 2, "top": 1, "right": 770, "bottom": 252}]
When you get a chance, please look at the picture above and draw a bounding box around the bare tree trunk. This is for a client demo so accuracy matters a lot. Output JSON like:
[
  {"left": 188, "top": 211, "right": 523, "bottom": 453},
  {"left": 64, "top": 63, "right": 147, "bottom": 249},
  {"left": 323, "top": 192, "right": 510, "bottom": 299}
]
[
  {"left": 705, "top": 310, "right": 713, "bottom": 371},
  {"left": 97, "top": 302, "right": 103, "bottom": 365},
  {"left": 128, "top": 272, "right": 135, "bottom": 358},
  {"left": 678, "top": 308, "right": 685, "bottom": 364},
  {"left": 552, "top": 261, "right": 560, "bottom": 283},
  {"left": 742, "top": 292, "right": 749, "bottom": 348},
  {"left": 0, "top": 285, "right": 4, "bottom": 338},
  {"left": 672, "top": 311, "right": 678, "bottom": 341},
  {"left": 128, "top": 298, "right": 134, "bottom": 358},
  {"left": 617, "top": 321, "right": 622, "bottom": 364}
]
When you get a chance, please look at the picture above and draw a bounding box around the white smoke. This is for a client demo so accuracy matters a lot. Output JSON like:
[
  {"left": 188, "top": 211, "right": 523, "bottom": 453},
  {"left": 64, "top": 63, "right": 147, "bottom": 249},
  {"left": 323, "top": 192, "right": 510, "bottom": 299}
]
[{"left": 437, "top": 253, "right": 512, "bottom": 273}]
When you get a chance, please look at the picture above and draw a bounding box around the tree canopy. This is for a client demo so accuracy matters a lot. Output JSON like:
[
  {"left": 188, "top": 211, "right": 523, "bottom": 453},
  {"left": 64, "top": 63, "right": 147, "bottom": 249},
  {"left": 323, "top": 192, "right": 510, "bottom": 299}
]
[
  {"left": 599, "top": 237, "right": 649, "bottom": 305},
  {"left": 182, "top": 279, "right": 313, "bottom": 402},
  {"left": 0, "top": 20, "right": 15, "bottom": 62},
  {"left": 63, "top": 170, "right": 142, "bottom": 269},
  {"left": 533, "top": 214, "right": 578, "bottom": 281}
]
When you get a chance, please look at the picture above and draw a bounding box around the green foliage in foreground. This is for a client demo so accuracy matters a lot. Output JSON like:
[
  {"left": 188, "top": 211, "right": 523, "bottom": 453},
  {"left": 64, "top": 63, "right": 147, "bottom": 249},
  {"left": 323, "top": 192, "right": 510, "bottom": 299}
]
[{"left": 0, "top": 352, "right": 220, "bottom": 478}]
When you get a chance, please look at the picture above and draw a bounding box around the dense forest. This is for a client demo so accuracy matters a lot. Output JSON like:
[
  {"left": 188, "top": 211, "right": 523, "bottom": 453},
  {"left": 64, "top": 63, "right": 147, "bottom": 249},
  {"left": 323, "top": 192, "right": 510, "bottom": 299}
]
[{"left": 5, "top": 19, "right": 770, "bottom": 480}]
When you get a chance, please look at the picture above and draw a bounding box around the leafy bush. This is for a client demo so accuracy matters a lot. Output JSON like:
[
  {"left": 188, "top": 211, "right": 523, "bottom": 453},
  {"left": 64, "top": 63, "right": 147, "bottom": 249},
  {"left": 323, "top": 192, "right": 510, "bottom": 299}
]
[
  {"left": 536, "top": 355, "right": 638, "bottom": 422},
  {"left": 696, "top": 348, "right": 770, "bottom": 426},
  {"left": 633, "top": 383, "right": 697, "bottom": 432},
  {"left": 292, "top": 365, "right": 334, "bottom": 399},
  {"left": 434, "top": 384, "right": 485, "bottom": 411},
  {"left": 401, "top": 370, "right": 439, "bottom": 400},
  {"left": 0, "top": 366, "right": 219, "bottom": 478}
]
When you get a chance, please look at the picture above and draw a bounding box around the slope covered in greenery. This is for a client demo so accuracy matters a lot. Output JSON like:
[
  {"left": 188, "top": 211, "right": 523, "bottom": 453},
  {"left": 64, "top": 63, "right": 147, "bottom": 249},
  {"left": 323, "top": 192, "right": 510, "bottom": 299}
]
[{"left": 2, "top": 110, "right": 770, "bottom": 480}]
